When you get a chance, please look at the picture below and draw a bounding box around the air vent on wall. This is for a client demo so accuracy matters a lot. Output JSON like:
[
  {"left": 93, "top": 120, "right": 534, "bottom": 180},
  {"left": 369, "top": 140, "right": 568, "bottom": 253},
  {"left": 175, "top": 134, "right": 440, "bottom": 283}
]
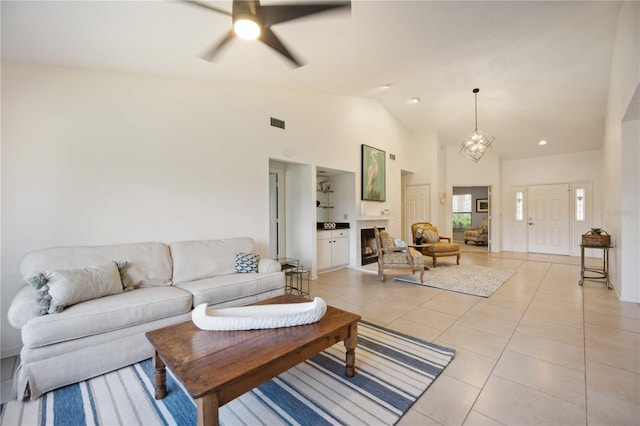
[{"left": 270, "top": 117, "right": 285, "bottom": 129}]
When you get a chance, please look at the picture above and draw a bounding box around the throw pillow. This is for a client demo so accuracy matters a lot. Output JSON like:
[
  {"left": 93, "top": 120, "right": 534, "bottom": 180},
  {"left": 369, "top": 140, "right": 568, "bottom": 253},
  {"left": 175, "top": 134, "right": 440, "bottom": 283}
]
[
  {"left": 423, "top": 230, "right": 440, "bottom": 243},
  {"left": 394, "top": 238, "right": 408, "bottom": 252},
  {"left": 379, "top": 230, "right": 395, "bottom": 249},
  {"left": 235, "top": 252, "right": 260, "bottom": 273},
  {"left": 27, "top": 261, "right": 126, "bottom": 316}
]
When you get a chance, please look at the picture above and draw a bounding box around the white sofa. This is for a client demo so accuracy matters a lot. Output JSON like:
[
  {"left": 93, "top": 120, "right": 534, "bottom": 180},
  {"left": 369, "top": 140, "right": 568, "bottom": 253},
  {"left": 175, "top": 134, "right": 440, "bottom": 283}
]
[{"left": 7, "top": 237, "right": 284, "bottom": 400}]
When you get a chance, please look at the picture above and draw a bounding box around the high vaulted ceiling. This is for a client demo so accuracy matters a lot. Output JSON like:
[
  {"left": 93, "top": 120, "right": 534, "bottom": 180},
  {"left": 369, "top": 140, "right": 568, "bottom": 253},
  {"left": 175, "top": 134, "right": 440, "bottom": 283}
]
[{"left": 1, "top": 1, "right": 622, "bottom": 160}]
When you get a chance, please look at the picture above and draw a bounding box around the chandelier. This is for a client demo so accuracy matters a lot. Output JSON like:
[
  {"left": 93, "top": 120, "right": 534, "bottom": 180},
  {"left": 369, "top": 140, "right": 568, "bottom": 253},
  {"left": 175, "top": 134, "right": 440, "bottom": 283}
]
[{"left": 459, "top": 88, "right": 494, "bottom": 162}]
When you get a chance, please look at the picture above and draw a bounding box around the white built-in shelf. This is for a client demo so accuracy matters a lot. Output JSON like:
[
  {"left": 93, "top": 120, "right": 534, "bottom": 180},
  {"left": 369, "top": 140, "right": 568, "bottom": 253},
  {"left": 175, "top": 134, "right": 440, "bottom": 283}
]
[{"left": 357, "top": 216, "right": 394, "bottom": 221}]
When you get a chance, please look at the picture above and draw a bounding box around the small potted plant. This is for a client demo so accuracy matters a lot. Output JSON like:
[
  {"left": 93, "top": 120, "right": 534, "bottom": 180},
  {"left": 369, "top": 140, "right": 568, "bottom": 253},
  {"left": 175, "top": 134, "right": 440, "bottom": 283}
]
[{"left": 582, "top": 228, "right": 610, "bottom": 247}]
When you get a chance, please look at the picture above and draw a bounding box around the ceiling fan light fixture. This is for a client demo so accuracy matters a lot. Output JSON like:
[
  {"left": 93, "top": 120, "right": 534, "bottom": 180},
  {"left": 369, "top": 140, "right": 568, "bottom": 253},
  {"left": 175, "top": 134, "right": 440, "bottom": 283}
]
[
  {"left": 459, "top": 88, "right": 494, "bottom": 162},
  {"left": 233, "top": 17, "right": 261, "bottom": 40}
]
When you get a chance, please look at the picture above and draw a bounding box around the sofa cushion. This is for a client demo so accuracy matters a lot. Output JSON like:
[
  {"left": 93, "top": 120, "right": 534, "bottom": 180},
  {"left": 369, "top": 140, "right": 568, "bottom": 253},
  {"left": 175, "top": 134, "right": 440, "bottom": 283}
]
[
  {"left": 28, "top": 262, "right": 125, "bottom": 315},
  {"left": 175, "top": 271, "right": 284, "bottom": 307},
  {"left": 19, "top": 242, "right": 173, "bottom": 289},
  {"left": 19, "top": 286, "right": 192, "bottom": 348},
  {"left": 170, "top": 238, "right": 256, "bottom": 284},
  {"left": 235, "top": 252, "right": 260, "bottom": 273}
]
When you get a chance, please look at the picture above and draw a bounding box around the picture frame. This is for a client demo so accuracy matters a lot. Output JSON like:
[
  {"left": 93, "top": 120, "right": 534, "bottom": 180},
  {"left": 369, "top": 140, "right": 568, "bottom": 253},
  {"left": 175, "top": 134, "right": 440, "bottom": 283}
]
[
  {"left": 476, "top": 198, "right": 489, "bottom": 212},
  {"left": 361, "top": 144, "right": 386, "bottom": 201}
]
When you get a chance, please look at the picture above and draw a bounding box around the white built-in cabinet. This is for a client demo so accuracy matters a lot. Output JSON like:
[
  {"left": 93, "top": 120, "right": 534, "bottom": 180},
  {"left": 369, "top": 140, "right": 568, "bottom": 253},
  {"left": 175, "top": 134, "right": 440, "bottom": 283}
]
[{"left": 317, "top": 229, "right": 349, "bottom": 272}]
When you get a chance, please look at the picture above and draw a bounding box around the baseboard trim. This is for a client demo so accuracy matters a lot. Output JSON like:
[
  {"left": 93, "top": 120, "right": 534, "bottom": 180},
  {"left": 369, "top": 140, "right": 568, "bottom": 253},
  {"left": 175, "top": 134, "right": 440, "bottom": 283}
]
[{"left": 1, "top": 345, "right": 21, "bottom": 360}]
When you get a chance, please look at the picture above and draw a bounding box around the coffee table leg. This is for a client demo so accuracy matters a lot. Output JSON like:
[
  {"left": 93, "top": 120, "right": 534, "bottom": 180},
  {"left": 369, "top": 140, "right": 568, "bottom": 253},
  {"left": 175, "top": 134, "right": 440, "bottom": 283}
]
[
  {"left": 344, "top": 323, "right": 357, "bottom": 377},
  {"left": 153, "top": 350, "right": 167, "bottom": 399},
  {"left": 196, "top": 393, "right": 219, "bottom": 426}
]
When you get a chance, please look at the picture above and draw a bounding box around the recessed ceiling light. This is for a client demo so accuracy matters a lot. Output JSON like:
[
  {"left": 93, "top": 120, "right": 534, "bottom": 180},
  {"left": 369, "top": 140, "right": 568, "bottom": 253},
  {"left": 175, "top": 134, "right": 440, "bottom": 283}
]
[
  {"left": 538, "top": 140, "right": 547, "bottom": 146},
  {"left": 410, "top": 97, "right": 421, "bottom": 104}
]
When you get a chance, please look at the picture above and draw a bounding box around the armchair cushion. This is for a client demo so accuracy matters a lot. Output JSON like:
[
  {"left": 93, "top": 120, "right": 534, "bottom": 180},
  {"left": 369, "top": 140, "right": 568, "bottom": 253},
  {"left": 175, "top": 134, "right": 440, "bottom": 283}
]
[
  {"left": 383, "top": 248, "right": 424, "bottom": 265},
  {"left": 425, "top": 243, "right": 460, "bottom": 254}
]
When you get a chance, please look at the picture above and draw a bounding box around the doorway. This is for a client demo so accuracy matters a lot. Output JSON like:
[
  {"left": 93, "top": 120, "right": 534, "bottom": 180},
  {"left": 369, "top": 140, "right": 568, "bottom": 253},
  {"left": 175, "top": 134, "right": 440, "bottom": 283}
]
[
  {"left": 268, "top": 168, "right": 285, "bottom": 259},
  {"left": 452, "top": 186, "right": 490, "bottom": 251}
]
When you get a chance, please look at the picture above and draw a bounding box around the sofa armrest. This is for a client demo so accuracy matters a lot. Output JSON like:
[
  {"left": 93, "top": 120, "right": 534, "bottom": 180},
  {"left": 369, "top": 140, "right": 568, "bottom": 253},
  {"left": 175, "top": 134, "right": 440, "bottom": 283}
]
[
  {"left": 8, "top": 284, "right": 37, "bottom": 329},
  {"left": 258, "top": 258, "right": 282, "bottom": 273}
]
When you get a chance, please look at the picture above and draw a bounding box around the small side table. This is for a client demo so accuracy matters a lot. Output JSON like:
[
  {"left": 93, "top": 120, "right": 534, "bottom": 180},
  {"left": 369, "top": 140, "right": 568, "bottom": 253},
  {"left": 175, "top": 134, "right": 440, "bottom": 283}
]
[
  {"left": 276, "top": 257, "right": 310, "bottom": 298},
  {"left": 579, "top": 244, "right": 612, "bottom": 289},
  {"left": 285, "top": 268, "right": 310, "bottom": 298}
]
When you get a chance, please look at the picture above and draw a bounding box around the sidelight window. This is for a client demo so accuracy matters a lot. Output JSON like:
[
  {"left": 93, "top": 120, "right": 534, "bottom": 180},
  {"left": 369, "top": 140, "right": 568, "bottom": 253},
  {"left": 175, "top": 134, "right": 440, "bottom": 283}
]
[
  {"left": 575, "top": 188, "right": 585, "bottom": 221},
  {"left": 515, "top": 191, "right": 524, "bottom": 221}
]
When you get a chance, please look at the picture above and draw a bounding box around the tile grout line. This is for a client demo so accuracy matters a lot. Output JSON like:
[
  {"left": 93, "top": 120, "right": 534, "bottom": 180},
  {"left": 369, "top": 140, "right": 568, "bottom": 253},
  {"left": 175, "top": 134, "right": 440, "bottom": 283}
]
[
  {"left": 582, "top": 282, "right": 590, "bottom": 426},
  {"left": 461, "top": 260, "right": 554, "bottom": 425}
]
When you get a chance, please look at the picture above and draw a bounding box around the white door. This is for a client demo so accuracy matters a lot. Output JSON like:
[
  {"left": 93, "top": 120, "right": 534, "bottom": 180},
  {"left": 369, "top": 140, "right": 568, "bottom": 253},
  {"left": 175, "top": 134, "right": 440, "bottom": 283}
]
[
  {"left": 527, "top": 183, "right": 570, "bottom": 255},
  {"left": 404, "top": 184, "right": 430, "bottom": 243}
]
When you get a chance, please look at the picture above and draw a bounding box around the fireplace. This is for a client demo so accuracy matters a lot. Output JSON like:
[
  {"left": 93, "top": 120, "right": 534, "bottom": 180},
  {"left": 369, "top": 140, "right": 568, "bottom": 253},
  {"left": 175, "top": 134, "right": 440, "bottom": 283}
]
[{"left": 361, "top": 227, "right": 384, "bottom": 265}]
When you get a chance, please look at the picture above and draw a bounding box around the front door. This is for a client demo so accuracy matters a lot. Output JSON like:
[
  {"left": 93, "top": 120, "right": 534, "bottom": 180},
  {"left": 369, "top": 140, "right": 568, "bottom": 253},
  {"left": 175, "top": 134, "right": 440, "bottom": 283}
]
[
  {"left": 403, "top": 184, "right": 430, "bottom": 243},
  {"left": 527, "top": 183, "right": 570, "bottom": 255}
]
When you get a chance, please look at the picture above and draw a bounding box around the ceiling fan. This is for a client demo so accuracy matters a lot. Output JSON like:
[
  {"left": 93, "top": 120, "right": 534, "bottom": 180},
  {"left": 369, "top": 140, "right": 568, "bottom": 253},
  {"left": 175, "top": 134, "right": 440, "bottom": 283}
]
[{"left": 185, "top": 0, "right": 351, "bottom": 67}]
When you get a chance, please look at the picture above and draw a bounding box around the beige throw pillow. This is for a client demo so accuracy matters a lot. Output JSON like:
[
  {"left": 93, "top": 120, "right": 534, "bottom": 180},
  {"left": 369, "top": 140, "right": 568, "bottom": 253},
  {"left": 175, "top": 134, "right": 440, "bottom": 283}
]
[{"left": 28, "top": 261, "right": 125, "bottom": 315}]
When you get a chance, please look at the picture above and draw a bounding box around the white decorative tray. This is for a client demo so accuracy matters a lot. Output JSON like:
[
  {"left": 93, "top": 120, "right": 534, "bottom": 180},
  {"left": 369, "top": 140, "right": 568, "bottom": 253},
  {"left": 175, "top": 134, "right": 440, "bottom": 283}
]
[{"left": 191, "top": 297, "right": 327, "bottom": 331}]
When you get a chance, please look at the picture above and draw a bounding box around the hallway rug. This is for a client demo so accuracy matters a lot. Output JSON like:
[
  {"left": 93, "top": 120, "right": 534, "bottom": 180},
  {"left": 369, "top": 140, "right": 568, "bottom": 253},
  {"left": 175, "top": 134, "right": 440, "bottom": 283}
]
[
  {"left": 394, "top": 264, "right": 516, "bottom": 297},
  {"left": 0, "top": 321, "right": 454, "bottom": 426}
]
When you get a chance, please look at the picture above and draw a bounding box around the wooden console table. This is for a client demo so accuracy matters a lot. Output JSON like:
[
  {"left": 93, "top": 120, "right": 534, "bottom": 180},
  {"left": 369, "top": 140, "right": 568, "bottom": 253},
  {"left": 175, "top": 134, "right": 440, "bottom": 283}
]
[{"left": 579, "top": 244, "right": 612, "bottom": 289}]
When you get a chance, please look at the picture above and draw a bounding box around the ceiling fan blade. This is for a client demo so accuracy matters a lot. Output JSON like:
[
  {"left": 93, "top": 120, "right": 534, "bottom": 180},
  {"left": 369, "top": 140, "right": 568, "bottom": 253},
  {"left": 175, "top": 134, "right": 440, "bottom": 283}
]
[
  {"left": 260, "top": 27, "right": 303, "bottom": 67},
  {"left": 260, "top": 2, "right": 350, "bottom": 27},
  {"left": 183, "top": 0, "right": 232, "bottom": 17},
  {"left": 201, "top": 28, "right": 236, "bottom": 61}
]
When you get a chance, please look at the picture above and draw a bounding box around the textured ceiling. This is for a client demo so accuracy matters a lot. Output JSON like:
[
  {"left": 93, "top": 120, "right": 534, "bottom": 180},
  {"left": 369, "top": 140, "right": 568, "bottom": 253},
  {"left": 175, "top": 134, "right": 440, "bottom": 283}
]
[{"left": 1, "top": 1, "right": 622, "bottom": 160}]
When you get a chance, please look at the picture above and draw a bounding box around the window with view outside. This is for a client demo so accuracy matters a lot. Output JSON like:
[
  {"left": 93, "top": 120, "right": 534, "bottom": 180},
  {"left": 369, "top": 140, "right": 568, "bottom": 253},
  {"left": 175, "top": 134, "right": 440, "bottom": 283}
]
[{"left": 452, "top": 194, "right": 472, "bottom": 229}]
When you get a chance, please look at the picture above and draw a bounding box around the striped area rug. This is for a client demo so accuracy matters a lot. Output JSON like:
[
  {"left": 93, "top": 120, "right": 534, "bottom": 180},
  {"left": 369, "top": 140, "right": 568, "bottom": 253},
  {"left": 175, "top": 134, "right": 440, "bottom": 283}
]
[{"left": 1, "top": 321, "right": 454, "bottom": 426}]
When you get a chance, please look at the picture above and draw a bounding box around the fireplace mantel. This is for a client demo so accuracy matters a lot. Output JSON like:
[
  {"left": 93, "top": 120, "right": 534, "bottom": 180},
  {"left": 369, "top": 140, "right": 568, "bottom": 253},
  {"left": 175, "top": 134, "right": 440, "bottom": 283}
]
[{"left": 357, "top": 216, "right": 394, "bottom": 221}]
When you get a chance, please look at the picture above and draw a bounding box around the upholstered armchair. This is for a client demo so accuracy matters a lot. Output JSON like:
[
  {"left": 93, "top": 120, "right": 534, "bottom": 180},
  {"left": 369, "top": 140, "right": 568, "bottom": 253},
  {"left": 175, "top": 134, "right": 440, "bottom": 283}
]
[
  {"left": 464, "top": 217, "right": 489, "bottom": 245},
  {"left": 411, "top": 222, "right": 461, "bottom": 268},
  {"left": 373, "top": 227, "right": 427, "bottom": 282}
]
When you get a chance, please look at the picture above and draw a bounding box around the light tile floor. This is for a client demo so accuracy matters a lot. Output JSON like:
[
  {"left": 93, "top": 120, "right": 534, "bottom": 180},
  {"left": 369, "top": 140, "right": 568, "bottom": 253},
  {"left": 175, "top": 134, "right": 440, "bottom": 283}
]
[
  {"left": 313, "top": 250, "right": 639, "bottom": 425},
  {"left": 1, "top": 249, "right": 638, "bottom": 425}
]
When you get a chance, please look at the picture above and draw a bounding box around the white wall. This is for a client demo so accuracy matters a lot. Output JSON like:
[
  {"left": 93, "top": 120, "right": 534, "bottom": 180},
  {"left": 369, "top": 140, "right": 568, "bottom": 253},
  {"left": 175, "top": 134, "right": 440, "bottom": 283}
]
[
  {"left": 501, "top": 150, "right": 603, "bottom": 256},
  {"left": 603, "top": 1, "right": 640, "bottom": 302},
  {"left": 0, "top": 62, "right": 414, "bottom": 356}
]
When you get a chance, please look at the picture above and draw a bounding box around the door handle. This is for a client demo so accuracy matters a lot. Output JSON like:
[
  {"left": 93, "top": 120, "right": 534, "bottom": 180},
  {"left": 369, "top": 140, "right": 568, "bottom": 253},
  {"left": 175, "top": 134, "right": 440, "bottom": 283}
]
[{"left": 528, "top": 222, "right": 535, "bottom": 225}]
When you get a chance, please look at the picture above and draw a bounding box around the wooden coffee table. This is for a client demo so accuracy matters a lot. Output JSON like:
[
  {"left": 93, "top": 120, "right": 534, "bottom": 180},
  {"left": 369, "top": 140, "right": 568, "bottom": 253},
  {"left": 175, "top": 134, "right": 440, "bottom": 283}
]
[{"left": 145, "top": 294, "right": 361, "bottom": 426}]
